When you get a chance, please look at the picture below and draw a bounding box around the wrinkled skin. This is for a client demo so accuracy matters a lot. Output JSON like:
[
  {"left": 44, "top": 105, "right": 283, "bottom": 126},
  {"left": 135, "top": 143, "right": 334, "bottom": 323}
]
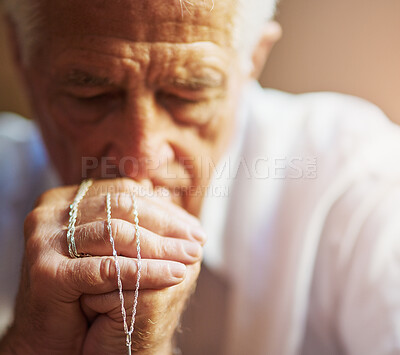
[
  {"left": 23, "top": 0, "right": 245, "bottom": 216},
  {"left": 0, "top": 0, "right": 280, "bottom": 353},
  {"left": 3, "top": 179, "right": 205, "bottom": 354}
]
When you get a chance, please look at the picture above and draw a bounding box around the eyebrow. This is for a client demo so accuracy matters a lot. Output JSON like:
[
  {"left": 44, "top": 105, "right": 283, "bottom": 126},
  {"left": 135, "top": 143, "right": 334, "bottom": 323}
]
[
  {"left": 60, "top": 69, "right": 113, "bottom": 87},
  {"left": 60, "top": 69, "right": 225, "bottom": 90}
]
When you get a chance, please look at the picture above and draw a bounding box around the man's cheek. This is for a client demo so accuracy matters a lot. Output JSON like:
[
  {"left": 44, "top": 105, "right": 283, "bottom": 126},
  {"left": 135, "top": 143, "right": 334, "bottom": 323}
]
[
  {"left": 49, "top": 98, "right": 102, "bottom": 128},
  {"left": 44, "top": 100, "right": 102, "bottom": 142},
  {"left": 57, "top": 97, "right": 104, "bottom": 124}
]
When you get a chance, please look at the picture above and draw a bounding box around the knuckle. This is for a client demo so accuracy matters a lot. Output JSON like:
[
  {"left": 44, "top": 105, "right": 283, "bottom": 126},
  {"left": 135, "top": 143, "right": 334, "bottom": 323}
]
[
  {"left": 153, "top": 240, "right": 162, "bottom": 259},
  {"left": 33, "top": 190, "right": 51, "bottom": 207},
  {"left": 116, "top": 178, "right": 137, "bottom": 194},
  {"left": 139, "top": 261, "right": 150, "bottom": 281},
  {"left": 178, "top": 240, "right": 187, "bottom": 256},
  {"left": 181, "top": 224, "right": 192, "bottom": 240},
  {"left": 70, "top": 260, "right": 98, "bottom": 289},
  {"left": 110, "top": 218, "right": 121, "bottom": 237},
  {"left": 99, "top": 221, "right": 110, "bottom": 245},
  {"left": 24, "top": 208, "right": 46, "bottom": 242},
  {"left": 115, "top": 191, "right": 133, "bottom": 212},
  {"left": 158, "top": 240, "right": 170, "bottom": 258},
  {"left": 24, "top": 209, "right": 40, "bottom": 234},
  {"left": 157, "top": 210, "right": 173, "bottom": 234},
  {"left": 110, "top": 218, "right": 126, "bottom": 241},
  {"left": 96, "top": 221, "right": 110, "bottom": 245},
  {"left": 79, "top": 223, "right": 92, "bottom": 244},
  {"left": 33, "top": 187, "right": 62, "bottom": 207},
  {"left": 78, "top": 223, "right": 105, "bottom": 250}
]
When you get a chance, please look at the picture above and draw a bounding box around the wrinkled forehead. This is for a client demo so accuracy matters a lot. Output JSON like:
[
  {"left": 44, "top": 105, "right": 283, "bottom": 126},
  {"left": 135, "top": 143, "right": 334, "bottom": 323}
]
[{"left": 39, "top": 0, "right": 237, "bottom": 47}]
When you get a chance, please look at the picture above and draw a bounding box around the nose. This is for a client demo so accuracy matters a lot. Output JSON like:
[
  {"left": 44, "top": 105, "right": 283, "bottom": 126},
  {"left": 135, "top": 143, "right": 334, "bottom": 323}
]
[{"left": 106, "top": 91, "right": 175, "bottom": 181}]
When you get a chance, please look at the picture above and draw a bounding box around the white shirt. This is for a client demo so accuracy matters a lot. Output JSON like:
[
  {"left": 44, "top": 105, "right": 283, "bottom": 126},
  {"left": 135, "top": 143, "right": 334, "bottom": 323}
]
[{"left": 1, "top": 83, "right": 400, "bottom": 354}]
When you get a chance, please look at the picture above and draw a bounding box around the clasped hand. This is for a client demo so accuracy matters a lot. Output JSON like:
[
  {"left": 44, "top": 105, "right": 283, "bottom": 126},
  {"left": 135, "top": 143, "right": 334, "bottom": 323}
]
[{"left": 1, "top": 178, "right": 205, "bottom": 355}]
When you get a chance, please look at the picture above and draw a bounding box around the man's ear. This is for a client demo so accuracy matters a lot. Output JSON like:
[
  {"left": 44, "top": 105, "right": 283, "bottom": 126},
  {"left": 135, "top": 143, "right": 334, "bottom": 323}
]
[{"left": 250, "top": 21, "right": 282, "bottom": 80}]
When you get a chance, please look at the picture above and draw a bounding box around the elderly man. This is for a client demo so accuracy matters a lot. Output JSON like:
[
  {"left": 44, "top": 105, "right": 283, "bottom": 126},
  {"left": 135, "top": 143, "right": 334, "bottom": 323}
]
[{"left": 1, "top": 0, "right": 400, "bottom": 354}]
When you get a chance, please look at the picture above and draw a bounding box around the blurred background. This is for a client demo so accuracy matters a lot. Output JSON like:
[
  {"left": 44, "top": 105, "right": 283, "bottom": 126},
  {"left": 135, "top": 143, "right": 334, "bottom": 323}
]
[{"left": 1, "top": 0, "right": 400, "bottom": 123}]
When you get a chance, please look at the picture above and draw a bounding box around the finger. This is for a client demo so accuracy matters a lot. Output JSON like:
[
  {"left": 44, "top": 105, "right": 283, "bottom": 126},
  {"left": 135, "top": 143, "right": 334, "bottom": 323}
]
[
  {"left": 35, "top": 178, "right": 150, "bottom": 207},
  {"left": 77, "top": 192, "right": 206, "bottom": 243},
  {"left": 82, "top": 314, "right": 128, "bottom": 355},
  {"left": 63, "top": 256, "right": 186, "bottom": 296},
  {"left": 72, "top": 219, "right": 202, "bottom": 264},
  {"left": 140, "top": 186, "right": 200, "bottom": 227},
  {"left": 85, "top": 178, "right": 151, "bottom": 198},
  {"left": 36, "top": 178, "right": 206, "bottom": 243},
  {"left": 80, "top": 288, "right": 172, "bottom": 322},
  {"left": 37, "top": 178, "right": 205, "bottom": 241},
  {"left": 86, "top": 178, "right": 202, "bottom": 229}
]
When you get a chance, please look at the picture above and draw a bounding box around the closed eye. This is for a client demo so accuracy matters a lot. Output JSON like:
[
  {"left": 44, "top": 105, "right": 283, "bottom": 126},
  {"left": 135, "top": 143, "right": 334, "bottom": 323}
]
[
  {"left": 57, "top": 91, "right": 123, "bottom": 124},
  {"left": 156, "top": 91, "right": 220, "bottom": 126},
  {"left": 72, "top": 91, "right": 122, "bottom": 102},
  {"left": 157, "top": 91, "right": 209, "bottom": 106}
]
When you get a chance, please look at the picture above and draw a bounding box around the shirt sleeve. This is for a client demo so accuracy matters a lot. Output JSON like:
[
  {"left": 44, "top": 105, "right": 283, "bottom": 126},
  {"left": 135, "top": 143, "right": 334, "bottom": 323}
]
[
  {"left": 0, "top": 113, "right": 56, "bottom": 336},
  {"left": 334, "top": 181, "right": 400, "bottom": 355}
]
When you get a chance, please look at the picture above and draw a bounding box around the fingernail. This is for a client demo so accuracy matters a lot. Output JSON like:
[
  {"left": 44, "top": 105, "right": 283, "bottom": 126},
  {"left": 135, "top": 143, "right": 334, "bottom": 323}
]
[
  {"left": 184, "top": 242, "right": 202, "bottom": 258},
  {"left": 169, "top": 262, "right": 186, "bottom": 279},
  {"left": 191, "top": 228, "right": 207, "bottom": 243}
]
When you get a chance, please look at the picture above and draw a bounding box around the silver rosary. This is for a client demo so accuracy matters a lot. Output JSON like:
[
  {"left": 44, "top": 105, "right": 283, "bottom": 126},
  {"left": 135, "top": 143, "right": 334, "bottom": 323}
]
[
  {"left": 67, "top": 179, "right": 93, "bottom": 258},
  {"left": 106, "top": 192, "right": 142, "bottom": 355},
  {"left": 67, "top": 180, "right": 141, "bottom": 354}
]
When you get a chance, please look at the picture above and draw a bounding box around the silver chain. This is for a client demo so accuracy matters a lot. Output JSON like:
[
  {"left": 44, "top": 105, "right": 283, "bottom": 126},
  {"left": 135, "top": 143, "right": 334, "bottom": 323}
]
[
  {"left": 67, "top": 179, "right": 93, "bottom": 258},
  {"left": 106, "top": 192, "right": 141, "bottom": 355}
]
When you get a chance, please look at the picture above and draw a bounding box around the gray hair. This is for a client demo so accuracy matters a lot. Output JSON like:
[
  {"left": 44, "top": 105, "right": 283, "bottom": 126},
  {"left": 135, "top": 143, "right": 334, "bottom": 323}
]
[
  {"left": 235, "top": 0, "right": 278, "bottom": 70},
  {"left": 2, "top": 0, "right": 278, "bottom": 67}
]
